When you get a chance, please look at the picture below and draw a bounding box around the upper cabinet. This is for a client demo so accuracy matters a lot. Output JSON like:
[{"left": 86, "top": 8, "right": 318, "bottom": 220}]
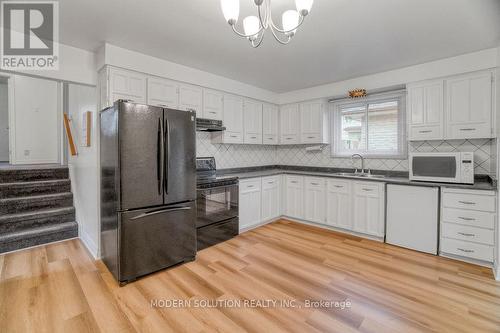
[
  {"left": 178, "top": 84, "right": 203, "bottom": 115},
  {"left": 280, "top": 103, "right": 300, "bottom": 144},
  {"left": 108, "top": 67, "right": 147, "bottom": 106},
  {"left": 407, "top": 79, "right": 444, "bottom": 141},
  {"left": 299, "top": 100, "right": 329, "bottom": 144},
  {"left": 202, "top": 89, "right": 223, "bottom": 120},
  {"left": 212, "top": 94, "right": 244, "bottom": 144},
  {"left": 243, "top": 99, "right": 263, "bottom": 144},
  {"left": 147, "top": 77, "right": 179, "bottom": 108},
  {"left": 445, "top": 71, "right": 494, "bottom": 139},
  {"left": 263, "top": 103, "right": 279, "bottom": 145}
]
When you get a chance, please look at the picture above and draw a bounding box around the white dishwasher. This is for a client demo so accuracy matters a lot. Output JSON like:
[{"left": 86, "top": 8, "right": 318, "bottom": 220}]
[{"left": 386, "top": 184, "right": 439, "bottom": 254}]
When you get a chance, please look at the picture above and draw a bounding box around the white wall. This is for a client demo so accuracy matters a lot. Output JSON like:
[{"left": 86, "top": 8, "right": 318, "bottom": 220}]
[
  {"left": 67, "top": 84, "right": 99, "bottom": 258},
  {"left": 496, "top": 48, "right": 500, "bottom": 280},
  {"left": 0, "top": 82, "right": 8, "bottom": 162},
  {"left": 10, "top": 75, "right": 61, "bottom": 164}
]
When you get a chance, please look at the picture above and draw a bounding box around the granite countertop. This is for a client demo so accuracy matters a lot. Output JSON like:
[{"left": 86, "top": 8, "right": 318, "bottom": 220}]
[{"left": 218, "top": 165, "right": 497, "bottom": 191}]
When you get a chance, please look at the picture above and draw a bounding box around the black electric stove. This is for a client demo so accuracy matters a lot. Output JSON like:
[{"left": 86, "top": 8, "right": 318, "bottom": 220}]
[{"left": 195, "top": 157, "right": 239, "bottom": 250}]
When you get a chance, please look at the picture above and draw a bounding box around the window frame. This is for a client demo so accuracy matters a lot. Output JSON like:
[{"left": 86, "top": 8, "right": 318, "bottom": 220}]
[{"left": 330, "top": 91, "right": 407, "bottom": 159}]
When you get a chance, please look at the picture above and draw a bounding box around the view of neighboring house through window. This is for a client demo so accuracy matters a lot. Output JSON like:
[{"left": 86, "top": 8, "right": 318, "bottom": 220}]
[{"left": 331, "top": 91, "right": 406, "bottom": 158}]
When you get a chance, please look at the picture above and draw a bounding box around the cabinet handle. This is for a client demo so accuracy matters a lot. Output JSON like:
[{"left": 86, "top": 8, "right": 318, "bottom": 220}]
[
  {"left": 458, "top": 201, "right": 476, "bottom": 205},
  {"left": 247, "top": 185, "right": 254, "bottom": 188},
  {"left": 419, "top": 130, "right": 432, "bottom": 133},
  {"left": 208, "top": 111, "right": 217, "bottom": 114},
  {"left": 458, "top": 232, "right": 475, "bottom": 237},
  {"left": 459, "top": 128, "right": 476, "bottom": 131},
  {"left": 307, "top": 136, "right": 315, "bottom": 139},
  {"left": 267, "top": 182, "right": 274, "bottom": 184},
  {"left": 290, "top": 181, "right": 298, "bottom": 184},
  {"left": 457, "top": 248, "right": 474, "bottom": 253},
  {"left": 362, "top": 188, "right": 373, "bottom": 191},
  {"left": 157, "top": 103, "right": 168, "bottom": 107},
  {"left": 267, "top": 138, "right": 273, "bottom": 140},
  {"left": 250, "top": 136, "right": 257, "bottom": 139},
  {"left": 334, "top": 185, "right": 344, "bottom": 188},
  {"left": 230, "top": 135, "right": 237, "bottom": 138},
  {"left": 458, "top": 216, "right": 475, "bottom": 221},
  {"left": 310, "top": 182, "right": 319, "bottom": 185},
  {"left": 286, "top": 138, "right": 292, "bottom": 140}
]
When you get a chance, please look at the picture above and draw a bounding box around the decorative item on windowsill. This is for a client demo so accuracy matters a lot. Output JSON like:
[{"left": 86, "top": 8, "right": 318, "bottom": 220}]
[{"left": 348, "top": 89, "right": 367, "bottom": 99}]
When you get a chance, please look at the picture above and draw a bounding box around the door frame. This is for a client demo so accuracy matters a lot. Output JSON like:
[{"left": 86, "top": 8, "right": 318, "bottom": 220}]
[{"left": 0, "top": 73, "right": 14, "bottom": 164}]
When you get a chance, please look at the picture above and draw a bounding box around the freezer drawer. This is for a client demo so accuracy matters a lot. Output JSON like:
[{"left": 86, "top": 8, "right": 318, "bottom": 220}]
[
  {"left": 196, "top": 217, "right": 239, "bottom": 251},
  {"left": 119, "top": 201, "right": 196, "bottom": 282}
]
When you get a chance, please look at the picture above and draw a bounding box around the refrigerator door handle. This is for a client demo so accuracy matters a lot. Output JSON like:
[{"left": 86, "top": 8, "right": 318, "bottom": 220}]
[
  {"left": 157, "top": 118, "right": 164, "bottom": 195},
  {"left": 164, "top": 116, "right": 171, "bottom": 194},
  {"left": 130, "top": 206, "right": 192, "bottom": 220}
]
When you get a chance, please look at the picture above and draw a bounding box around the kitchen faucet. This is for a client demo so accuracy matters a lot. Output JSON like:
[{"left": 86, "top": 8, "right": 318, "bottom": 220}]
[{"left": 351, "top": 154, "right": 366, "bottom": 174}]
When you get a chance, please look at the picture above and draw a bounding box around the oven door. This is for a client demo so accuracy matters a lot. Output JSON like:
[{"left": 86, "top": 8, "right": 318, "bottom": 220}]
[
  {"left": 196, "top": 184, "right": 239, "bottom": 228},
  {"left": 409, "top": 154, "right": 460, "bottom": 183}
]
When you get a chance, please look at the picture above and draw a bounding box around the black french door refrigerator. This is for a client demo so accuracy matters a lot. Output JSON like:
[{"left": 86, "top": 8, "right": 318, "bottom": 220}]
[{"left": 100, "top": 100, "right": 197, "bottom": 284}]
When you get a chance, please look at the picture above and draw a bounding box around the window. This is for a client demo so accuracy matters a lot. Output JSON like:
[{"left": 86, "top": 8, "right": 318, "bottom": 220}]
[{"left": 331, "top": 92, "right": 406, "bottom": 158}]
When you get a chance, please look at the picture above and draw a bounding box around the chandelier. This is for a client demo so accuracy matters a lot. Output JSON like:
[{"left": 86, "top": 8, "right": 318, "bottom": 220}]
[{"left": 220, "top": 0, "right": 314, "bottom": 48}]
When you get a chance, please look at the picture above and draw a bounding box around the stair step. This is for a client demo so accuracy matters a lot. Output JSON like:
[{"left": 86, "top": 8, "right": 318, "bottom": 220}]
[
  {"left": 0, "top": 221, "right": 78, "bottom": 253},
  {"left": 0, "top": 179, "right": 71, "bottom": 198},
  {"left": 0, "top": 192, "right": 73, "bottom": 214},
  {"left": 0, "top": 207, "right": 75, "bottom": 234},
  {"left": 0, "top": 167, "right": 69, "bottom": 183}
]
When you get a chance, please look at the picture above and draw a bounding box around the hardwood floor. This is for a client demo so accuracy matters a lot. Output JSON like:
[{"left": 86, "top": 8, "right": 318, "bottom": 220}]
[{"left": 1, "top": 219, "right": 499, "bottom": 332}]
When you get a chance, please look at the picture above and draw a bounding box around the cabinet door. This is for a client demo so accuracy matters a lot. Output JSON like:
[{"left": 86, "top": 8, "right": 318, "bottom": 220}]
[
  {"left": 280, "top": 104, "right": 300, "bottom": 144},
  {"left": 147, "top": 77, "right": 179, "bottom": 108},
  {"left": 263, "top": 103, "right": 279, "bottom": 144},
  {"left": 222, "top": 94, "right": 244, "bottom": 143},
  {"left": 203, "top": 89, "right": 223, "bottom": 120},
  {"left": 285, "top": 176, "right": 304, "bottom": 219},
  {"left": 243, "top": 99, "right": 263, "bottom": 144},
  {"left": 178, "top": 84, "right": 202, "bottom": 114},
  {"left": 408, "top": 80, "right": 444, "bottom": 140},
  {"left": 261, "top": 176, "right": 280, "bottom": 221},
  {"left": 446, "top": 71, "right": 493, "bottom": 139},
  {"left": 326, "top": 179, "right": 352, "bottom": 230},
  {"left": 239, "top": 179, "right": 262, "bottom": 230},
  {"left": 352, "top": 182, "right": 385, "bottom": 237},
  {"left": 300, "top": 101, "right": 326, "bottom": 143},
  {"left": 304, "top": 177, "right": 326, "bottom": 224},
  {"left": 109, "top": 68, "right": 147, "bottom": 105}
]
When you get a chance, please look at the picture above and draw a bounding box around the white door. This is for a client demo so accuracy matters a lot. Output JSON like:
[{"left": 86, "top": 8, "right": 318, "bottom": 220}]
[
  {"left": 262, "top": 103, "right": 279, "bottom": 144},
  {"left": 11, "top": 75, "right": 61, "bottom": 164},
  {"left": 109, "top": 67, "right": 146, "bottom": 105},
  {"left": 280, "top": 104, "right": 300, "bottom": 144},
  {"left": 261, "top": 176, "right": 280, "bottom": 221},
  {"left": 244, "top": 99, "right": 263, "bottom": 144},
  {"left": 147, "top": 77, "right": 178, "bottom": 108},
  {"left": 326, "top": 179, "right": 352, "bottom": 230},
  {"left": 178, "top": 84, "right": 202, "bottom": 114},
  {"left": 0, "top": 81, "right": 9, "bottom": 162},
  {"left": 408, "top": 79, "right": 444, "bottom": 140},
  {"left": 285, "top": 175, "right": 304, "bottom": 219},
  {"left": 300, "top": 101, "right": 324, "bottom": 143},
  {"left": 239, "top": 179, "right": 262, "bottom": 230},
  {"left": 304, "top": 177, "right": 326, "bottom": 224},
  {"left": 222, "top": 94, "right": 244, "bottom": 143},
  {"left": 203, "top": 89, "right": 223, "bottom": 120},
  {"left": 352, "top": 182, "right": 385, "bottom": 237}
]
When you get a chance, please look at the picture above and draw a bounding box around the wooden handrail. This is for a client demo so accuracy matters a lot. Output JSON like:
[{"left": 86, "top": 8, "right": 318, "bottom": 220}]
[{"left": 63, "top": 113, "right": 77, "bottom": 156}]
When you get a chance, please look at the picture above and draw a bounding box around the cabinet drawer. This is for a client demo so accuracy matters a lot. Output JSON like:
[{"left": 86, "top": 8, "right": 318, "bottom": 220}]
[
  {"left": 448, "top": 123, "right": 492, "bottom": 140},
  {"left": 263, "top": 134, "right": 278, "bottom": 144},
  {"left": 240, "top": 179, "right": 261, "bottom": 193},
  {"left": 286, "top": 175, "right": 303, "bottom": 187},
  {"left": 327, "top": 179, "right": 351, "bottom": 194},
  {"left": 409, "top": 125, "right": 442, "bottom": 140},
  {"left": 224, "top": 131, "right": 243, "bottom": 143},
  {"left": 440, "top": 238, "right": 494, "bottom": 262},
  {"left": 305, "top": 177, "right": 325, "bottom": 188},
  {"left": 442, "top": 192, "right": 495, "bottom": 212},
  {"left": 354, "top": 182, "right": 381, "bottom": 198},
  {"left": 280, "top": 135, "right": 299, "bottom": 144},
  {"left": 441, "top": 223, "right": 494, "bottom": 246},
  {"left": 262, "top": 176, "right": 279, "bottom": 189},
  {"left": 442, "top": 208, "right": 495, "bottom": 229},
  {"left": 244, "top": 133, "right": 262, "bottom": 144},
  {"left": 301, "top": 134, "right": 321, "bottom": 144}
]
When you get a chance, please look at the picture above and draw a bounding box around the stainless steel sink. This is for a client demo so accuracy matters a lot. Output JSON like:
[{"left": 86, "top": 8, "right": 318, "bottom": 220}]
[{"left": 333, "top": 172, "right": 386, "bottom": 179}]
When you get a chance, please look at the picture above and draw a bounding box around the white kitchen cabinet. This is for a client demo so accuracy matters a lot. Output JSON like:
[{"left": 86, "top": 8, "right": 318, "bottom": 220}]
[
  {"left": 178, "top": 84, "right": 203, "bottom": 114},
  {"left": 147, "top": 77, "right": 179, "bottom": 108},
  {"left": 304, "top": 177, "right": 326, "bottom": 223},
  {"left": 202, "top": 89, "right": 223, "bottom": 120},
  {"left": 407, "top": 79, "right": 444, "bottom": 140},
  {"left": 325, "top": 179, "right": 352, "bottom": 230},
  {"left": 108, "top": 67, "right": 147, "bottom": 106},
  {"left": 261, "top": 176, "right": 280, "bottom": 222},
  {"left": 445, "top": 71, "right": 494, "bottom": 139},
  {"left": 280, "top": 104, "right": 300, "bottom": 144},
  {"left": 239, "top": 178, "right": 262, "bottom": 231},
  {"left": 299, "top": 100, "right": 329, "bottom": 144},
  {"left": 243, "top": 99, "right": 263, "bottom": 144},
  {"left": 263, "top": 103, "right": 279, "bottom": 145},
  {"left": 212, "top": 94, "right": 244, "bottom": 144},
  {"left": 352, "top": 181, "right": 385, "bottom": 237},
  {"left": 284, "top": 175, "right": 304, "bottom": 219}
]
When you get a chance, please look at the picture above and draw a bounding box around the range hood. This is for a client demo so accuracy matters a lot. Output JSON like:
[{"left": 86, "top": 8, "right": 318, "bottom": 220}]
[{"left": 196, "top": 118, "right": 226, "bottom": 132}]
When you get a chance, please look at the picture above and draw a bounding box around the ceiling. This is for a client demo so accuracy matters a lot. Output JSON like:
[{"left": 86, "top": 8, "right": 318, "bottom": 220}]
[{"left": 59, "top": 0, "right": 500, "bottom": 93}]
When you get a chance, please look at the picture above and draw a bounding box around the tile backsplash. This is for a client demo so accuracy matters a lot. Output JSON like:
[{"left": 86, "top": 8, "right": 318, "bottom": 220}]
[{"left": 197, "top": 133, "right": 496, "bottom": 177}]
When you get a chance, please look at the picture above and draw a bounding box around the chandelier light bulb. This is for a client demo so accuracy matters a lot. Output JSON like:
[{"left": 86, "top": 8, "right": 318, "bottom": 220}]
[
  {"left": 295, "top": 0, "right": 313, "bottom": 16},
  {"left": 243, "top": 16, "right": 260, "bottom": 40},
  {"left": 221, "top": 0, "right": 239, "bottom": 25},
  {"left": 282, "top": 10, "right": 299, "bottom": 35}
]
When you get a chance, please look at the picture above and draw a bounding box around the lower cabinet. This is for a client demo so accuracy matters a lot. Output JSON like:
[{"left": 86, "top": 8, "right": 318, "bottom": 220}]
[
  {"left": 261, "top": 176, "right": 281, "bottom": 222},
  {"left": 284, "top": 175, "right": 304, "bottom": 219},
  {"left": 239, "top": 178, "right": 262, "bottom": 231},
  {"left": 326, "top": 179, "right": 353, "bottom": 230},
  {"left": 352, "top": 181, "right": 385, "bottom": 237},
  {"left": 304, "top": 177, "right": 326, "bottom": 223}
]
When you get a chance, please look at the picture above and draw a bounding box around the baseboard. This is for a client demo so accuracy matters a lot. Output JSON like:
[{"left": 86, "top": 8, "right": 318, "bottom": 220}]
[
  {"left": 0, "top": 237, "right": 78, "bottom": 255},
  {"left": 79, "top": 227, "right": 99, "bottom": 259},
  {"left": 495, "top": 263, "right": 500, "bottom": 281},
  {"left": 239, "top": 217, "right": 280, "bottom": 233}
]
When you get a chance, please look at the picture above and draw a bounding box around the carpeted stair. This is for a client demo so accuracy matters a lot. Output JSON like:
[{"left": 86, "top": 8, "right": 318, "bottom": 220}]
[{"left": 0, "top": 166, "right": 78, "bottom": 253}]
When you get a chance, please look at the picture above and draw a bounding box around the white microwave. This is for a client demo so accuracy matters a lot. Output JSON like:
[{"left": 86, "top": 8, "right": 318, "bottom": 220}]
[{"left": 409, "top": 152, "right": 474, "bottom": 184}]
